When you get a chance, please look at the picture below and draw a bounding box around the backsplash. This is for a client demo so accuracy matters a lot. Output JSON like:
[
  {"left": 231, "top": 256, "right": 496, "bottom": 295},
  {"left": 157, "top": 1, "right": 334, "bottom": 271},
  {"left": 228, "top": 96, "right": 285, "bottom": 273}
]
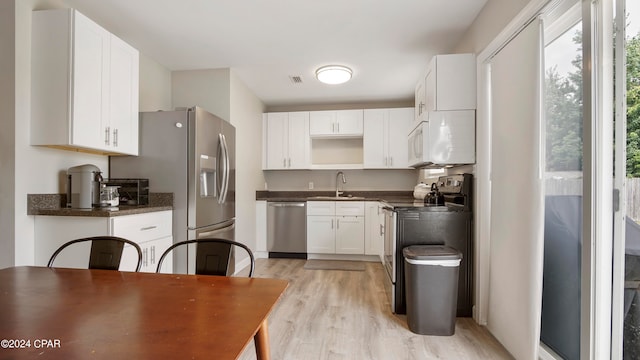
[
  {"left": 263, "top": 169, "right": 418, "bottom": 191},
  {"left": 417, "top": 165, "right": 475, "bottom": 186}
]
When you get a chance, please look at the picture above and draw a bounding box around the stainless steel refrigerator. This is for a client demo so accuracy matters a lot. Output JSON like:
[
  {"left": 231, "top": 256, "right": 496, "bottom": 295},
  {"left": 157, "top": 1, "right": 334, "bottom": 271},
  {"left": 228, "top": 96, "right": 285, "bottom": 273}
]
[{"left": 109, "top": 106, "right": 235, "bottom": 274}]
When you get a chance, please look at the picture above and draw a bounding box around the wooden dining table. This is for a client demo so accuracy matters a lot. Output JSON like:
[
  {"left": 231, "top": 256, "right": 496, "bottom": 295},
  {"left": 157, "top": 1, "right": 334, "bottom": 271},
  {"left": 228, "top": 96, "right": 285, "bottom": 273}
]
[{"left": 0, "top": 266, "right": 288, "bottom": 359}]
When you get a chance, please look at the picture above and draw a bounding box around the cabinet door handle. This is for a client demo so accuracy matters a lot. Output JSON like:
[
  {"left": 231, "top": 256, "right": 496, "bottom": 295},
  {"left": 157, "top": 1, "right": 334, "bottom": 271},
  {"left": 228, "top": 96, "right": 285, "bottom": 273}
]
[
  {"left": 151, "top": 246, "right": 155, "bottom": 264},
  {"left": 113, "top": 128, "right": 118, "bottom": 147},
  {"left": 105, "top": 126, "right": 110, "bottom": 145},
  {"left": 331, "top": 219, "right": 334, "bottom": 229},
  {"left": 336, "top": 122, "right": 340, "bottom": 133},
  {"left": 143, "top": 248, "right": 148, "bottom": 267},
  {"left": 283, "top": 158, "right": 287, "bottom": 167},
  {"left": 337, "top": 218, "right": 340, "bottom": 229},
  {"left": 288, "top": 158, "right": 291, "bottom": 167},
  {"left": 380, "top": 224, "right": 384, "bottom": 236},
  {"left": 389, "top": 157, "right": 393, "bottom": 166},
  {"left": 140, "top": 226, "right": 157, "bottom": 231}
]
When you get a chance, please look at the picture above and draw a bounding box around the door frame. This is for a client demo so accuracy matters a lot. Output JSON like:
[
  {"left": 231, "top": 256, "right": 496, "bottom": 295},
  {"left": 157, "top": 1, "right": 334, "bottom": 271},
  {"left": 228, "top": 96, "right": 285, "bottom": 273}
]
[{"left": 611, "top": 0, "right": 628, "bottom": 358}]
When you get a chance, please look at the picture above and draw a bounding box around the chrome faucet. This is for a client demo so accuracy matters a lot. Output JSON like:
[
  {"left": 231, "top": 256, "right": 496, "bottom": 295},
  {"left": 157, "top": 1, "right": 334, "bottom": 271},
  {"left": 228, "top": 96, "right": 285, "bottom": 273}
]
[{"left": 335, "top": 171, "right": 346, "bottom": 197}]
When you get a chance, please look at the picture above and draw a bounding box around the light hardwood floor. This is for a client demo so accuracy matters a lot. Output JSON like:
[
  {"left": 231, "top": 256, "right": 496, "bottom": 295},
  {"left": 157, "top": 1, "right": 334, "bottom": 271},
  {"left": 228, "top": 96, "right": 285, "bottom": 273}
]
[{"left": 238, "top": 259, "right": 513, "bottom": 360}]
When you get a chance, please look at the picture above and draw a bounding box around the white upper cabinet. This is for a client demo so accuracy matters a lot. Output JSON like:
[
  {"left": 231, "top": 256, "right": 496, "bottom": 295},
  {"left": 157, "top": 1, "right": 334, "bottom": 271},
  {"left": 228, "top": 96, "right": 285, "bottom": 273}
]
[
  {"left": 363, "top": 108, "right": 412, "bottom": 169},
  {"left": 415, "top": 53, "right": 476, "bottom": 124},
  {"left": 108, "top": 35, "right": 140, "bottom": 155},
  {"left": 309, "top": 110, "right": 363, "bottom": 137},
  {"left": 31, "top": 9, "right": 139, "bottom": 155},
  {"left": 263, "top": 112, "right": 310, "bottom": 170},
  {"left": 263, "top": 107, "right": 413, "bottom": 170}
]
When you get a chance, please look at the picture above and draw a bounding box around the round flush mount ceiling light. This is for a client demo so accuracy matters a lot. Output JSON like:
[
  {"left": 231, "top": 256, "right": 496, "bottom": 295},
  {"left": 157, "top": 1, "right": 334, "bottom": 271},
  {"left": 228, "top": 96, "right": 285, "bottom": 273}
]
[{"left": 315, "top": 65, "right": 352, "bottom": 85}]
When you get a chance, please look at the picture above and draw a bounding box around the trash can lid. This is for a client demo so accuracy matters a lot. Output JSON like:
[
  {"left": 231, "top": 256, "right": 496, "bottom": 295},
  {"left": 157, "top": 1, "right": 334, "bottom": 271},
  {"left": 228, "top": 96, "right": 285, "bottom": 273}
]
[{"left": 403, "top": 245, "right": 462, "bottom": 261}]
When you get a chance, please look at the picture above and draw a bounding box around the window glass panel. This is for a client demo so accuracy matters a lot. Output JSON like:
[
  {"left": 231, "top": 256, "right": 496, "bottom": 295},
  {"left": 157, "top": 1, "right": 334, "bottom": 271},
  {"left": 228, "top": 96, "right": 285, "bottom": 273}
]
[
  {"left": 541, "top": 18, "right": 583, "bottom": 360},
  {"left": 623, "top": 2, "right": 640, "bottom": 358}
]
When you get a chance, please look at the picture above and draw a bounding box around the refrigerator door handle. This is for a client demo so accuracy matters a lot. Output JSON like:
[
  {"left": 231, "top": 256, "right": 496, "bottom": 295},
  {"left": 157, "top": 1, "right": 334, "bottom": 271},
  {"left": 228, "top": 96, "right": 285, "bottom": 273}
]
[
  {"left": 198, "top": 222, "right": 235, "bottom": 239},
  {"left": 216, "top": 134, "right": 223, "bottom": 200},
  {"left": 218, "top": 133, "right": 230, "bottom": 204}
]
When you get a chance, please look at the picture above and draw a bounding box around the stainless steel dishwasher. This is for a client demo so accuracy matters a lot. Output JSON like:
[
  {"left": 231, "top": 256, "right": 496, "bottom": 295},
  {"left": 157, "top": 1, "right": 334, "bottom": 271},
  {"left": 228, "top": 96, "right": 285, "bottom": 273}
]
[{"left": 267, "top": 202, "right": 307, "bottom": 259}]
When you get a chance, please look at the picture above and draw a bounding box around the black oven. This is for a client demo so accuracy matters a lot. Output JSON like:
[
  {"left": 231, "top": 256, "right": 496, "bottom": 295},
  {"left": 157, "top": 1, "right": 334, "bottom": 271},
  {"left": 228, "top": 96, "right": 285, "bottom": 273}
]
[{"left": 385, "top": 174, "right": 473, "bottom": 316}]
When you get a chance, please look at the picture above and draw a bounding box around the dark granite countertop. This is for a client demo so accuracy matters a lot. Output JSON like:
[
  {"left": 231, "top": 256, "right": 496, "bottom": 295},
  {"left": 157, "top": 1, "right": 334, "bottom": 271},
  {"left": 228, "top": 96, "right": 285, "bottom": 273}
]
[
  {"left": 28, "top": 193, "right": 173, "bottom": 217},
  {"left": 256, "top": 190, "right": 412, "bottom": 201},
  {"left": 255, "top": 190, "right": 438, "bottom": 209},
  {"left": 254, "top": 191, "right": 458, "bottom": 210}
]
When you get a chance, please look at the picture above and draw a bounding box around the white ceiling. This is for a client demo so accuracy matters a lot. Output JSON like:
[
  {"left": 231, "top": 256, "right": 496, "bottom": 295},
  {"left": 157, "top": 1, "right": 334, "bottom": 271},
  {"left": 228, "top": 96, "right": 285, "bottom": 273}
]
[{"left": 60, "top": 0, "right": 487, "bottom": 107}]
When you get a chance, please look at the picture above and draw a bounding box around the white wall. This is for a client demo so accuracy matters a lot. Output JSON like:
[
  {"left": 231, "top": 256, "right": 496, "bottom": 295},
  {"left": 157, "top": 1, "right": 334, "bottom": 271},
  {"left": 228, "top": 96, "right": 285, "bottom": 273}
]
[
  {"left": 0, "top": 0, "right": 16, "bottom": 269},
  {"left": 230, "top": 71, "right": 266, "bottom": 252},
  {"left": 448, "top": 0, "right": 535, "bottom": 341},
  {"left": 454, "top": 0, "right": 534, "bottom": 54},
  {"left": 139, "top": 52, "right": 172, "bottom": 112},
  {"left": 172, "top": 69, "right": 231, "bottom": 121}
]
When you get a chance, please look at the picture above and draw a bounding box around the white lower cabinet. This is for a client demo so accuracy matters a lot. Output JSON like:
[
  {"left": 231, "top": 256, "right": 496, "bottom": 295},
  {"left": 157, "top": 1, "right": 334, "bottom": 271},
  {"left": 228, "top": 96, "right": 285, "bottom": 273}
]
[
  {"left": 364, "top": 201, "right": 385, "bottom": 260},
  {"left": 34, "top": 210, "right": 173, "bottom": 273},
  {"left": 119, "top": 235, "right": 173, "bottom": 273},
  {"left": 335, "top": 216, "right": 365, "bottom": 254},
  {"left": 111, "top": 211, "right": 173, "bottom": 272},
  {"left": 307, "top": 215, "right": 336, "bottom": 254},
  {"left": 306, "top": 201, "right": 364, "bottom": 254},
  {"left": 255, "top": 201, "right": 268, "bottom": 254}
]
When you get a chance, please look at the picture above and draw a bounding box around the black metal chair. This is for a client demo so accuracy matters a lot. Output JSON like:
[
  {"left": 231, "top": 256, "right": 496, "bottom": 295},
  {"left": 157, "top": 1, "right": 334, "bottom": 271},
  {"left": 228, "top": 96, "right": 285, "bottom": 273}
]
[
  {"left": 156, "top": 238, "right": 255, "bottom": 277},
  {"left": 47, "top": 236, "right": 143, "bottom": 272}
]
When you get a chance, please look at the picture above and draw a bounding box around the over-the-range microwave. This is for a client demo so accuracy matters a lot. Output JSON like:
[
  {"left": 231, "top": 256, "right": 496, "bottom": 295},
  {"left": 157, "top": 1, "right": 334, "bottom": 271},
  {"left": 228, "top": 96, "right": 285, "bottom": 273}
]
[{"left": 407, "top": 110, "right": 476, "bottom": 168}]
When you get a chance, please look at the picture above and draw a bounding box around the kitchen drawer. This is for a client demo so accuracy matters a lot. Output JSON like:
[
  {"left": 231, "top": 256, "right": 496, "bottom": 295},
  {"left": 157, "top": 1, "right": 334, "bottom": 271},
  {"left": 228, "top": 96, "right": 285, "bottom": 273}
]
[
  {"left": 336, "top": 202, "right": 365, "bottom": 216},
  {"left": 110, "top": 210, "right": 172, "bottom": 243},
  {"left": 306, "top": 201, "right": 336, "bottom": 216}
]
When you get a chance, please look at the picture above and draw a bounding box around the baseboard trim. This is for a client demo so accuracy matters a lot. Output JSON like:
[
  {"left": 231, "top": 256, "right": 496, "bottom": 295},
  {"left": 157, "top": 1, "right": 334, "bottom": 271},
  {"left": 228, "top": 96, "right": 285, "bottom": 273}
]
[{"left": 539, "top": 342, "right": 561, "bottom": 360}]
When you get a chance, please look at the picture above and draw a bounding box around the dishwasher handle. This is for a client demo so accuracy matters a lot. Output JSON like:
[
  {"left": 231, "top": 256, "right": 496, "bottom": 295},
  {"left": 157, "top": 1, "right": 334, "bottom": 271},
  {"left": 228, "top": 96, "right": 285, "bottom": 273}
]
[{"left": 268, "top": 202, "right": 306, "bottom": 207}]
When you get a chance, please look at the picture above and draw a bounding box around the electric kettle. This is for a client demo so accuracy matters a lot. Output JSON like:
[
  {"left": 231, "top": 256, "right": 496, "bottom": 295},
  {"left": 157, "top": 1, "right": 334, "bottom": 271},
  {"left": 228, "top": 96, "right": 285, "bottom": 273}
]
[{"left": 425, "top": 182, "right": 444, "bottom": 205}]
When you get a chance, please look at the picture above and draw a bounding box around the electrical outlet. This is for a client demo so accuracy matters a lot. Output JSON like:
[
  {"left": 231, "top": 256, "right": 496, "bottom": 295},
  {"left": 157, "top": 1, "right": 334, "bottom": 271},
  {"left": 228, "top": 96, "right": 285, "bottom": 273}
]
[{"left": 308, "top": 182, "right": 314, "bottom": 190}]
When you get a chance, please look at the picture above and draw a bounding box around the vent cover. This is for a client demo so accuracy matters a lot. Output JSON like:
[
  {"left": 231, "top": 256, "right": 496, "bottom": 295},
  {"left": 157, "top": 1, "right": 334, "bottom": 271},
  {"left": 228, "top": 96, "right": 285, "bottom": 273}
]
[{"left": 289, "top": 75, "right": 303, "bottom": 84}]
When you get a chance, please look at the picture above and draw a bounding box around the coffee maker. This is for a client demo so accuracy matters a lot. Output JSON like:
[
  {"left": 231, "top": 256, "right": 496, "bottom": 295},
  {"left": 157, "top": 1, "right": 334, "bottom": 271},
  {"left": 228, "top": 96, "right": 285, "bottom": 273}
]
[{"left": 66, "top": 164, "right": 103, "bottom": 208}]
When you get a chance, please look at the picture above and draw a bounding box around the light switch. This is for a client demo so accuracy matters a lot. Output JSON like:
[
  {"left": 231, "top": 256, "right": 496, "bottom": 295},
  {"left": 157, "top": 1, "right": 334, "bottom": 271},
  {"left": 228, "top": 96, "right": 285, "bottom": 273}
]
[{"left": 308, "top": 182, "right": 314, "bottom": 190}]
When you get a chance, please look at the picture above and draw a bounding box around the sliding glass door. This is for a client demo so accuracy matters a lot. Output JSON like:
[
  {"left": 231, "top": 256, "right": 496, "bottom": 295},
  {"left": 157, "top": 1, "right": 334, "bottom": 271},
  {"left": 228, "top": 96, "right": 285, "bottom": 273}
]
[
  {"left": 541, "top": 4, "right": 583, "bottom": 359},
  {"left": 478, "top": 0, "right": 617, "bottom": 358}
]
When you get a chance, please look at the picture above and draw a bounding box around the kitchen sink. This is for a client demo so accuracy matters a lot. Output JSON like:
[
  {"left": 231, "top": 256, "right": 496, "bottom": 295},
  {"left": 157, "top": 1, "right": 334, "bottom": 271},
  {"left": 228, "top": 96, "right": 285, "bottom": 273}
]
[{"left": 307, "top": 195, "right": 366, "bottom": 201}]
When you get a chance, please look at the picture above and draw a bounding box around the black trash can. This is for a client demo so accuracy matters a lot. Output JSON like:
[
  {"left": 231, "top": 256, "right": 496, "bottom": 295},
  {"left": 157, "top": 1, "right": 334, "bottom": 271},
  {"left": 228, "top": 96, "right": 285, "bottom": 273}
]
[{"left": 403, "top": 245, "right": 462, "bottom": 335}]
